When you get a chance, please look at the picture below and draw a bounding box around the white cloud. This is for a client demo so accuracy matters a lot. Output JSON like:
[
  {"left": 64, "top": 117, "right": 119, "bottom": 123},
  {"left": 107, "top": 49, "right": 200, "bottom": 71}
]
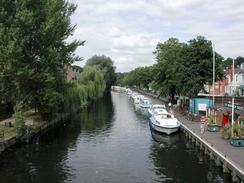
[{"left": 69, "top": 0, "right": 244, "bottom": 72}]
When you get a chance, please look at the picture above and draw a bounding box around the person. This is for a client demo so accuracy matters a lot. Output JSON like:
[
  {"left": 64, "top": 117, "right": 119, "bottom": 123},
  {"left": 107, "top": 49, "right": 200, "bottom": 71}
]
[
  {"left": 199, "top": 115, "right": 206, "bottom": 134},
  {"left": 168, "top": 101, "right": 172, "bottom": 108},
  {"left": 222, "top": 111, "right": 229, "bottom": 128}
]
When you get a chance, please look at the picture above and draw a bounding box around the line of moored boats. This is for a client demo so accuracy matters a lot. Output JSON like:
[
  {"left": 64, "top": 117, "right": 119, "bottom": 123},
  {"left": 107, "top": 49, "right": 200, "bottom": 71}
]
[{"left": 126, "top": 88, "right": 181, "bottom": 135}]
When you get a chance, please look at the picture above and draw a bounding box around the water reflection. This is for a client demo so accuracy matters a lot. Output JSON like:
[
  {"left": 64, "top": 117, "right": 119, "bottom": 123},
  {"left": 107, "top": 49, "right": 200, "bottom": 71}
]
[
  {"left": 150, "top": 129, "right": 180, "bottom": 148},
  {"left": 79, "top": 93, "right": 114, "bottom": 135}
]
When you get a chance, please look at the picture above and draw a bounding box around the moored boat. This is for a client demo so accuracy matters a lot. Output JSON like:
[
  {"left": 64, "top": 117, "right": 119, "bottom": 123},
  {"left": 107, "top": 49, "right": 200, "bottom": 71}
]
[
  {"left": 139, "top": 97, "right": 152, "bottom": 115},
  {"left": 147, "top": 104, "right": 166, "bottom": 118},
  {"left": 149, "top": 112, "right": 180, "bottom": 135}
]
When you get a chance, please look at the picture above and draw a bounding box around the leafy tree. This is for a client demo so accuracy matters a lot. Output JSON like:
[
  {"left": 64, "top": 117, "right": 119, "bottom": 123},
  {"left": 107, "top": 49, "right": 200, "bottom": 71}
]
[
  {"left": 0, "top": 0, "right": 83, "bottom": 119},
  {"left": 235, "top": 56, "right": 244, "bottom": 67},
  {"left": 182, "top": 36, "right": 224, "bottom": 97},
  {"left": 222, "top": 57, "right": 233, "bottom": 69},
  {"left": 75, "top": 66, "right": 105, "bottom": 104},
  {"left": 115, "top": 72, "right": 127, "bottom": 86},
  {"left": 86, "top": 55, "right": 116, "bottom": 91},
  {"left": 122, "top": 65, "right": 156, "bottom": 90},
  {"left": 154, "top": 36, "right": 224, "bottom": 100},
  {"left": 154, "top": 38, "right": 186, "bottom": 101}
]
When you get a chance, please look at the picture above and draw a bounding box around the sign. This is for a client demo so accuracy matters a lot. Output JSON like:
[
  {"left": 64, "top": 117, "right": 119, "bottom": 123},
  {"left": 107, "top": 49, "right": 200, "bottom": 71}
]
[
  {"left": 224, "top": 101, "right": 244, "bottom": 111},
  {"left": 198, "top": 104, "right": 207, "bottom": 111}
]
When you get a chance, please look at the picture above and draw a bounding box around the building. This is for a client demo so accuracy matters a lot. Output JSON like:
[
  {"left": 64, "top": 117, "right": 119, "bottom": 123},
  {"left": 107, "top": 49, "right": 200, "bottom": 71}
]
[
  {"left": 65, "top": 65, "right": 80, "bottom": 81},
  {"left": 226, "top": 63, "right": 244, "bottom": 96},
  {"left": 204, "top": 78, "right": 228, "bottom": 96}
]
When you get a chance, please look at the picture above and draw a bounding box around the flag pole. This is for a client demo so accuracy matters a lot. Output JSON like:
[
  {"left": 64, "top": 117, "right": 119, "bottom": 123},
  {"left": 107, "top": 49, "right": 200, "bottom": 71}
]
[
  {"left": 231, "top": 58, "right": 235, "bottom": 137},
  {"left": 212, "top": 43, "right": 215, "bottom": 106},
  {"left": 212, "top": 43, "right": 215, "bottom": 123}
]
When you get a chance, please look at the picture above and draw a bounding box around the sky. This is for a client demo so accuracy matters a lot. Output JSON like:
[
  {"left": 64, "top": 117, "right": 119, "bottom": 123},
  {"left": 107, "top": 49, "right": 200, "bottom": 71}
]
[{"left": 69, "top": 0, "right": 244, "bottom": 72}]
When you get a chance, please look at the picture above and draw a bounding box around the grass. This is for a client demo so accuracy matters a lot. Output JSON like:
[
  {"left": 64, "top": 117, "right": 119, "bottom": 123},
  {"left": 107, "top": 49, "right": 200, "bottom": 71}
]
[{"left": 0, "top": 125, "right": 17, "bottom": 141}]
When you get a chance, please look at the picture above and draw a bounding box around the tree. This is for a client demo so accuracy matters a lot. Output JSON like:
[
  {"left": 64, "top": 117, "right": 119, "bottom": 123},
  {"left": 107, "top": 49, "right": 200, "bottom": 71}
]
[
  {"left": 222, "top": 57, "right": 233, "bottom": 69},
  {"left": 86, "top": 55, "right": 116, "bottom": 91},
  {"left": 153, "top": 36, "right": 224, "bottom": 100},
  {"left": 0, "top": 0, "right": 83, "bottom": 119},
  {"left": 235, "top": 56, "right": 244, "bottom": 67},
  {"left": 154, "top": 38, "right": 186, "bottom": 101},
  {"left": 182, "top": 36, "right": 224, "bottom": 97},
  {"left": 115, "top": 72, "right": 127, "bottom": 86}
]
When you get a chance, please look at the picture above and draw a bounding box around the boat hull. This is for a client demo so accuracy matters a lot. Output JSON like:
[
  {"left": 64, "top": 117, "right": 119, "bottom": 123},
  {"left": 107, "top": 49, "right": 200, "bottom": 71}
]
[{"left": 149, "top": 118, "right": 180, "bottom": 135}]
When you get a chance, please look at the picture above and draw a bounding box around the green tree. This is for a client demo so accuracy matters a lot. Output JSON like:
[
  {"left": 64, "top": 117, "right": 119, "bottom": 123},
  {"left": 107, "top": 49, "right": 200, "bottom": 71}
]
[
  {"left": 75, "top": 66, "right": 105, "bottom": 105},
  {"left": 182, "top": 36, "right": 224, "bottom": 97},
  {"left": 222, "top": 57, "right": 233, "bottom": 69},
  {"left": 0, "top": 0, "right": 83, "bottom": 119},
  {"left": 153, "top": 36, "right": 224, "bottom": 100},
  {"left": 122, "top": 65, "right": 156, "bottom": 90},
  {"left": 154, "top": 38, "right": 186, "bottom": 101},
  {"left": 86, "top": 55, "right": 116, "bottom": 91}
]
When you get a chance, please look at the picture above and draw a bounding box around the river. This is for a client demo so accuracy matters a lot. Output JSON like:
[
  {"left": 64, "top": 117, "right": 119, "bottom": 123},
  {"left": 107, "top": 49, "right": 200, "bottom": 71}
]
[{"left": 0, "top": 92, "right": 232, "bottom": 183}]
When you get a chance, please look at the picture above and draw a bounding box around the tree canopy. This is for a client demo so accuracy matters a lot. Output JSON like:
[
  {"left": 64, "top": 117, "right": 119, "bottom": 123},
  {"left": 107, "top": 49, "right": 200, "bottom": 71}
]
[
  {"left": 86, "top": 55, "right": 116, "bottom": 91},
  {"left": 122, "top": 36, "right": 226, "bottom": 100},
  {"left": 0, "top": 0, "right": 83, "bottom": 118}
]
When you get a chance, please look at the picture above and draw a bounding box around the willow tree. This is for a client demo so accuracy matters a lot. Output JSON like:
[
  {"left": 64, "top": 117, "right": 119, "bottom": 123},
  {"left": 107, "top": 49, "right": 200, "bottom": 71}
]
[
  {"left": 0, "top": 0, "right": 83, "bottom": 119},
  {"left": 86, "top": 55, "right": 116, "bottom": 91},
  {"left": 75, "top": 66, "right": 106, "bottom": 105}
]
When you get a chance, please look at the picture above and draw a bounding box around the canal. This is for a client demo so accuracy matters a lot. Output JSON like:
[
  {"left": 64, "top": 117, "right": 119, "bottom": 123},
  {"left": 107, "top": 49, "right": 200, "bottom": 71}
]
[{"left": 0, "top": 92, "right": 232, "bottom": 183}]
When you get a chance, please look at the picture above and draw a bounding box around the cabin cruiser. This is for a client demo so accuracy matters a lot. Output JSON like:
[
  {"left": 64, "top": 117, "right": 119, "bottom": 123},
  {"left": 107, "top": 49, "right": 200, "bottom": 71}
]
[
  {"left": 126, "top": 89, "right": 133, "bottom": 96},
  {"left": 149, "top": 112, "right": 180, "bottom": 135},
  {"left": 147, "top": 104, "right": 166, "bottom": 118},
  {"left": 139, "top": 97, "right": 152, "bottom": 114},
  {"left": 130, "top": 92, "right": 138, "bottom": 101},
  {"left": 134, "top": 95, "right": 144, "bottom": 105}
]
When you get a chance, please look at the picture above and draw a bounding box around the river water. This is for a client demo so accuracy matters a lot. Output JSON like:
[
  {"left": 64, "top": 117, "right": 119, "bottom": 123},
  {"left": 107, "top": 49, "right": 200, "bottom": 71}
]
[{"left": 0, "top": 92, "right": 232, "bottom": 183}]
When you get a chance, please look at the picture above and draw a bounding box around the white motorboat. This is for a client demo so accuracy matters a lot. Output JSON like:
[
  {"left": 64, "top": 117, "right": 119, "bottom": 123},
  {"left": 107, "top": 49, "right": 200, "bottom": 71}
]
[
  {"left": 126, "top": 89, "right": 133, "bottom": 96},
  {"left": 149, "top": 112, "right": 180, "bottom": 135},
  {"left": 139, "top": 97, "right": 151, "bottom": 108},
  {"left": 134, "top": 95, "right": 144, "bottom": 105},
  {"left": 147, "top": 104, "right": 166, "bottom": 118},
  {"left": 139, "top": 97, "right": 152, "bottom": 115},
  {"left": 130, "top": 92, "right": 138, "bottom": 101}
]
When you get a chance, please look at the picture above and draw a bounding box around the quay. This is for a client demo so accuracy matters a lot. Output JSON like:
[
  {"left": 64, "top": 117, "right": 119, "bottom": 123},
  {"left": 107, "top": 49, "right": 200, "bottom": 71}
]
[{"left": 130, "top": 88, "right": 244, "bottom": 183}]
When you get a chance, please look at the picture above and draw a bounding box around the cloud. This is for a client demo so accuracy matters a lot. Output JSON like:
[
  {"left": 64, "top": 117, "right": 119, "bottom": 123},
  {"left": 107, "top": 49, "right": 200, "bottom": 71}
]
[{"left": 69, "top": 0, "right": 244, "bottom": 72}]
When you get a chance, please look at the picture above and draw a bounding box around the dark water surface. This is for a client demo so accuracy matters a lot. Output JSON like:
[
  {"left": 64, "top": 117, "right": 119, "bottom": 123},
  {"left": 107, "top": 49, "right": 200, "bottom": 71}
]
[{"left": 0, "top": 92, "right": 232, "bottom": 183}]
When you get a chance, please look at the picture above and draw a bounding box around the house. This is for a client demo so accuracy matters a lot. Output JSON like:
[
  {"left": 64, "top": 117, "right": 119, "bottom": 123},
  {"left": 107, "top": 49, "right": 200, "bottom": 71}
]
[
  {"left": 204, "top": 78, "right": 228, "bottom": 96},
  {"left": 226, "top": 63, "right": 244, "bottom": 96},
  {"left": 65, "top": 65, "right": 80, "bottom": 81}
]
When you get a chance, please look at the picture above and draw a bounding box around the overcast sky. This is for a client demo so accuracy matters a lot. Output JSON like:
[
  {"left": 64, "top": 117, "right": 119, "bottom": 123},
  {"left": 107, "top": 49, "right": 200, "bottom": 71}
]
[{"left": 69, "top": 0, "right": 244, "bottom": 72}]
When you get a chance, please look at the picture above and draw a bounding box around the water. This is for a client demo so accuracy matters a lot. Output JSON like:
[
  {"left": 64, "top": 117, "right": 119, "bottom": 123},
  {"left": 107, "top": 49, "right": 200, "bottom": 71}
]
[{"left": 0, "top": 92, "right": 232, "bottom": 183}]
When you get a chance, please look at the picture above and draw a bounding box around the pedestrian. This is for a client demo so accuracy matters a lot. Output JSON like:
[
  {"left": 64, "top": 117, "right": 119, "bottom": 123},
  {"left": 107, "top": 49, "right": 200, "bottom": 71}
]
[
  {"left": 199, "top": 115, "right": 206, "bottom": 134},
  {"left": 168, "top": 101, "right": 172, "bottom": 108}
]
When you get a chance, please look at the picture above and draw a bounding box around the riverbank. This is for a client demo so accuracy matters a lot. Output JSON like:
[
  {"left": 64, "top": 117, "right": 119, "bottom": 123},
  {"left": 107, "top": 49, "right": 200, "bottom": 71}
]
[
  {"left": 129, "top": 88, "right": 244, "bottom": 182},
  {"left": 0, "top": 110, "right": 81, "bottom": 155}
]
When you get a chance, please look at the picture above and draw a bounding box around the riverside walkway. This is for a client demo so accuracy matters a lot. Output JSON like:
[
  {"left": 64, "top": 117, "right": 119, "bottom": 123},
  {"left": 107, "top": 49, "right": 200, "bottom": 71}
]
[{"left": 134, "top": 89, "right": 244, "bottom": 182}]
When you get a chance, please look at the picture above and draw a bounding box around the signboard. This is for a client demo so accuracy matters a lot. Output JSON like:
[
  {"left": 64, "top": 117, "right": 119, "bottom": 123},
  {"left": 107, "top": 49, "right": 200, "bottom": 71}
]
[
  {"left": 198, "top": 103, "right": 207, "bottom": 111},
  {"left": 224, "top": 101, "right": 244, "bottom": 111}
]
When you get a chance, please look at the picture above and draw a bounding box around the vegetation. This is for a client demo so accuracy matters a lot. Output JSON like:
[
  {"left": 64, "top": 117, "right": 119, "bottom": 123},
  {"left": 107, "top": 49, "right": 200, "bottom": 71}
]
[
  {"left": 123, "top": 65, "right": 156, "bottom": 90},
  {"left": 122, "top": 36, "right": 226, "bottom": 101},
  {"left": 86, "top": 55, "right": 116, "bottom": 91},
  {"left": 0, "top": 0, "right": 84, "bottom": 119}
]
